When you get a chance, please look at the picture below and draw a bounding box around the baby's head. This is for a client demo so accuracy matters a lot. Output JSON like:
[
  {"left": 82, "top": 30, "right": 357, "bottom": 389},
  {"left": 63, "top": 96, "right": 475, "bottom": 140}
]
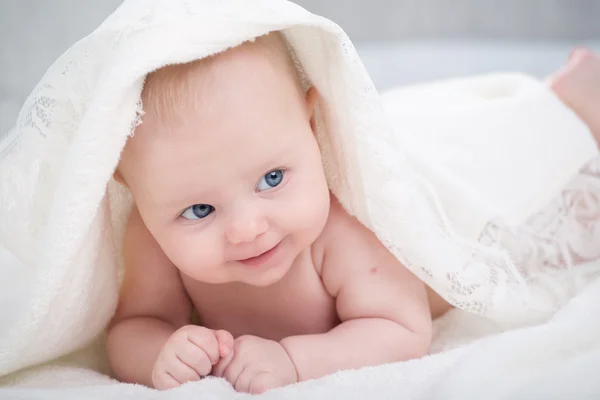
[{"left": 117, "top": 32, "right": 330, "bottom": 286}]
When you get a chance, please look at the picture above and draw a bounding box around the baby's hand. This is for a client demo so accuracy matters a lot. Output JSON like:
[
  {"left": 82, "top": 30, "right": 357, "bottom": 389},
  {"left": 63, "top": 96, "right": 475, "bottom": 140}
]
[
  {"left": 213, "top": 335, "right": 298, "bottom": 394},
  {"left": 152, "top": 325, "right": 233, "bottom": 390}
]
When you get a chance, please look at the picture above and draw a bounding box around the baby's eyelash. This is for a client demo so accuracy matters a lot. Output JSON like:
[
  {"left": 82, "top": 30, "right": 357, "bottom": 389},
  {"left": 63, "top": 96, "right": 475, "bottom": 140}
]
[{"left": 269, "top": 167, "right": 286, "bottom": 173}]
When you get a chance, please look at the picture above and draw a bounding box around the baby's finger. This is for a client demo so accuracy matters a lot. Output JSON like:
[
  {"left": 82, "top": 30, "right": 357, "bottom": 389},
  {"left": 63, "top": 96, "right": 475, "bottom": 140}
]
[
  {"left": 152, "top": 370, "right": 181, "bottom": 391},
  {"left": 165, "top": 351, "right": 201, "bottom": 384},
  {"left": 186, "top": 327, "right": 220, "bottom": 365},
  {"left": 212, "top": 349, "right": 234, "bottom": 378},
  {"left": 233, "top": 367, "right": 258, "bottom": 393},
  {"left": 214, "top": 330, "right": 234, "bottom": 358},
  {"left": 176, "top": 341, "right": 213, "bottom": 377},
  {"left": 249, "top": 372, "right": 278, "bottom": 395},
  {"left": 223, "top": 358, "right": 247, "bottom": 389}
]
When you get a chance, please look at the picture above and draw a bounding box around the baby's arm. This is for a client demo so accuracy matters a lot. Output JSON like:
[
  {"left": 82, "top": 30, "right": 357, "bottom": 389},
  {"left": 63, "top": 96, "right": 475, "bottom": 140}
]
[
  {"left": 280, "top": 206, "right": 432, "bottom": 381},
  {"left": 106, "top": 206, "right": 193, "bottom": 386}
]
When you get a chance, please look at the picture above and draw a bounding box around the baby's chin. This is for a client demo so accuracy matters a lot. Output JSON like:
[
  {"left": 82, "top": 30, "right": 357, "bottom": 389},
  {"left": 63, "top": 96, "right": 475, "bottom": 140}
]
[
  {"left": 179, "top": 260, "right": 292, "bottom": 287},
  {"left": 237, "top": 263, "right": 292, "bottom": 287}
]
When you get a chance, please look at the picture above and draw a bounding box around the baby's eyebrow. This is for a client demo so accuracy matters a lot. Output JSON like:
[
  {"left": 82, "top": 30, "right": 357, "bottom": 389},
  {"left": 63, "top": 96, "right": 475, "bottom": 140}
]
[
  {"left": 250, "top": 148, "right": 292, "bottom": 175},
  {"left": 149, "top": 191, "right": 208, "bottom": 210}
]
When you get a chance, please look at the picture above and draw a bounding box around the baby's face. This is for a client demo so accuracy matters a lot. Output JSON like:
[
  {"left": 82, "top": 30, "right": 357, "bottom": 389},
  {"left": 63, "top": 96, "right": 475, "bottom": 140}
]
[{"left": 121, "top": 47, "right": 330, "bottom": 287}]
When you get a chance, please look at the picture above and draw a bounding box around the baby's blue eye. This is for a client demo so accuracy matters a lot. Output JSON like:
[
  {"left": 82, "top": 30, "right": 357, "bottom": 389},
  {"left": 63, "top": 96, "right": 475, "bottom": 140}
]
[
  {"left": 181, "top": 204, "right": 214, "bottom": 220},
  {"left": 257, "top": 170, "right": 284, "bottom": 191}
]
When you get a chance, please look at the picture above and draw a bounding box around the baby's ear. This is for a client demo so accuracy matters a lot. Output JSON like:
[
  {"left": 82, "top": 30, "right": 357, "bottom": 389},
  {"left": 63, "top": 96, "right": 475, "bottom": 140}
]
[{"left": 305, "top": 86, "right": 319, "bottom": 133}]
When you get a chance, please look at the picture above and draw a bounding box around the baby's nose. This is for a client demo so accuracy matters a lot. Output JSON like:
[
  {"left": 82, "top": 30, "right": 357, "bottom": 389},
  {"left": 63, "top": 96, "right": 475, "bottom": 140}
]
[{"left": 226, "top": 215, "right": 268, "bottom": 244}]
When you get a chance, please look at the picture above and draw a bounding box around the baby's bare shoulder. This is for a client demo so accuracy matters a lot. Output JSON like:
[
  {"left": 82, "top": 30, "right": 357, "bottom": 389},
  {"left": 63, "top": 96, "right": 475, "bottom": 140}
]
[
  {"left": 320, "top": 197, "right": 382, "bottom": 254},
  {"left": 317, "top": 199, "right": 394, "bottom": 291},
  {"left": 318, "top": 199, "right": 431, "bottom": 333}
]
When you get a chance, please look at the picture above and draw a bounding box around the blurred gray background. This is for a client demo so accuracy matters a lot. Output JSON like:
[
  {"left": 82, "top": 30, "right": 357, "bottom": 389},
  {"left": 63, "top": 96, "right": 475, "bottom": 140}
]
[{"left": 1, "top": 0, "right": 600, "bottom": 134}]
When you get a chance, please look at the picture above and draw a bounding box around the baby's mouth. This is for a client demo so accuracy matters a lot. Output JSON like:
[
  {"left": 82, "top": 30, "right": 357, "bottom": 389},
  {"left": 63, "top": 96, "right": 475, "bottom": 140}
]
[{"left": 238, "top": 241, "right": 281, "bottom": 266}]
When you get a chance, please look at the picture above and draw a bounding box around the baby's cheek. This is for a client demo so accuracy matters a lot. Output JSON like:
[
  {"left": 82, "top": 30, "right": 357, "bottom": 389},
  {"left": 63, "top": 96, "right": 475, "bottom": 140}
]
[
  {"left": 289, "top": 181, "right": 329, "bottom": 232},
  {"left": 168, "top": 232, "right": 223, "bottom": 277}
]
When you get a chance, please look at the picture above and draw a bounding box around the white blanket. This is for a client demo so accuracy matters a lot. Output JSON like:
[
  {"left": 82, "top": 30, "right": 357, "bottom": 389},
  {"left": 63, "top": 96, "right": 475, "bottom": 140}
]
[{"left": 1, "top": 0, "right": 600, "bottom": 397}]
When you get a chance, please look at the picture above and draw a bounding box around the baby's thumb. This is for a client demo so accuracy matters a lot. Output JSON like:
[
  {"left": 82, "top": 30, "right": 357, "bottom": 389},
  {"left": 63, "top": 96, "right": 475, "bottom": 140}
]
[{"left": 214, "top": 329, "right": 234, "bottom": 358}]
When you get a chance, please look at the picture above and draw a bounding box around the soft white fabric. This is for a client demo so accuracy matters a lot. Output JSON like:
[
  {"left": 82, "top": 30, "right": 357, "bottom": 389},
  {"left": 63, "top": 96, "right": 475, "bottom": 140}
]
[
  {"left": 1, "top": 0, "right": 600, "bottom": 394},
  {"left": 382, "top": 73, "right": 595, "bottom": 233}
]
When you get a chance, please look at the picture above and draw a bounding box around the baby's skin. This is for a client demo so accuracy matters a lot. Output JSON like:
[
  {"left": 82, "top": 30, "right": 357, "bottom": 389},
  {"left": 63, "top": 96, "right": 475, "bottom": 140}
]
[
  {"left": 549, "top": 48, "right": 600, "bottom": 142},
  {"left": 106, "top": 33, "right": 446, "bottom": 394}
]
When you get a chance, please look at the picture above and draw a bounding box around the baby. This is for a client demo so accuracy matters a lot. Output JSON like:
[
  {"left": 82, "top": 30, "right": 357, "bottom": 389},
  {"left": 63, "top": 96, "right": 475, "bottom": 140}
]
[{"left": 106, "top": 32, "right": 445, "bottom": 394}]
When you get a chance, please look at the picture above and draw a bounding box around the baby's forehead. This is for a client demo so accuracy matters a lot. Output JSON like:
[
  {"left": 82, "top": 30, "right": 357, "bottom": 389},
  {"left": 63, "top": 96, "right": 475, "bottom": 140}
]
[
  {"left": 120, "top": 32, "right": 309, "bottom": 179},
  {"left": 140, "top": 32, "right": 304, "bottom": 126}
]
